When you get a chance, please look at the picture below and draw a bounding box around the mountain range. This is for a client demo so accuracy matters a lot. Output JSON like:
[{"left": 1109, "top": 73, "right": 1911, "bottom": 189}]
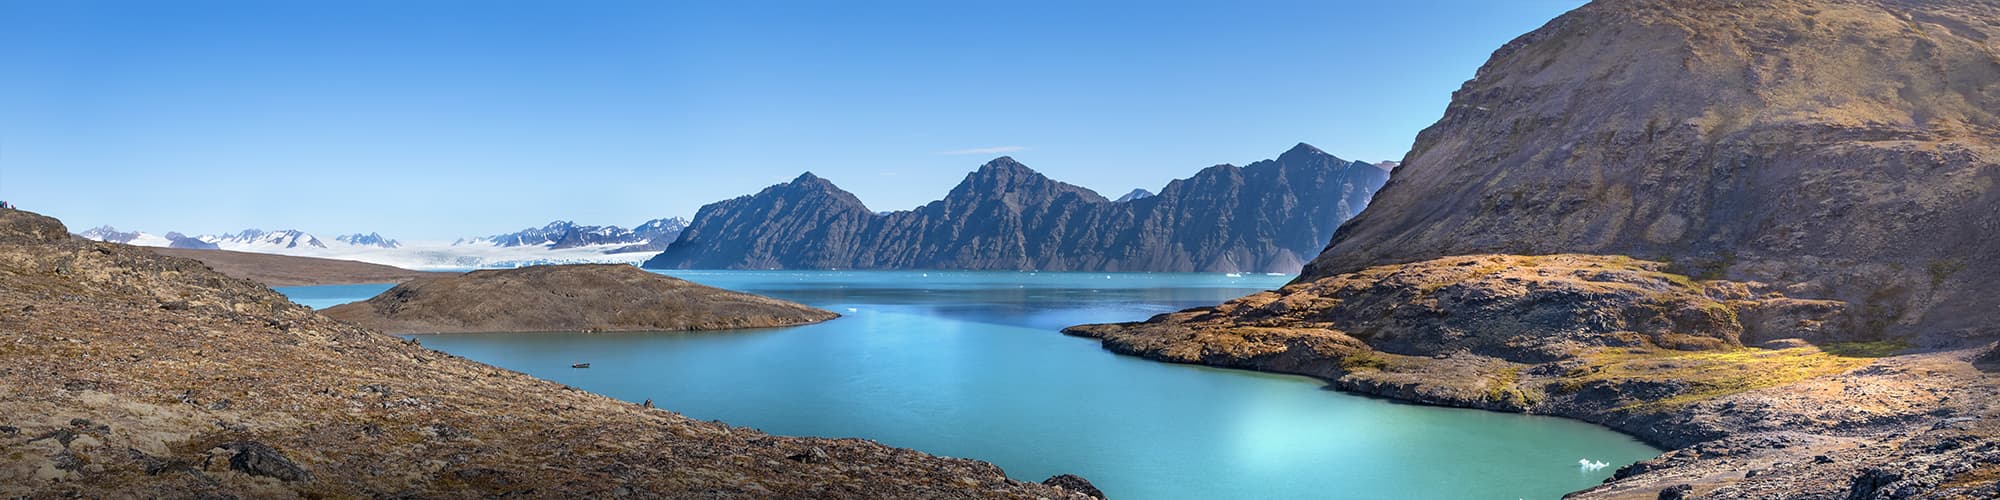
[
  {"left": 75, "top": 218, "right": 688, "bottom": 270},
  {"left": 644, "top": 143, "right": 1391, "bottom": 273}
]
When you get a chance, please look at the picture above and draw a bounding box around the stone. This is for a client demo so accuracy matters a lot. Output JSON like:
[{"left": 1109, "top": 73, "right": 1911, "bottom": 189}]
[
  {"left": 1041, "top": 474, "right": 1104, "bottom": 499},
  {"left": 1658, "top": 484, "right": 1693, "bottom": 500},
  {"left": 218, "top": 442, "right": 312, "bottom": 482}
]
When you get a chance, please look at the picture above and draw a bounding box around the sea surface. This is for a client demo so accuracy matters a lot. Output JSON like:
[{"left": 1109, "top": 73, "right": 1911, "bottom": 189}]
[{"left": 279, "top": 270, "right": 1659, "bottom": 499}]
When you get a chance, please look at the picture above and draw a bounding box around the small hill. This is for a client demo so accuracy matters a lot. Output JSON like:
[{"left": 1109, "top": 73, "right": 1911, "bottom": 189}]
[
  {"left": 149, "top": 247, "right": 451, "bottom": 287},
  {"left": 323, "top": 264, "right": 836, "bottom": 334}
]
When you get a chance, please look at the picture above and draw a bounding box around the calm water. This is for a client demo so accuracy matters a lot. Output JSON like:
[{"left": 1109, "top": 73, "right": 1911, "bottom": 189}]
[
  {"left": 280, "top": 271, "right": 1658, "bottom": 499},
  {"left": 273, "top": 283, "right": 393, "bottom": 309}
]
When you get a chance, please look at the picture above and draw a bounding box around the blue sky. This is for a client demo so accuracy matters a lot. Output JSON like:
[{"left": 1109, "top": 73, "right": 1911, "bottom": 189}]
[{"left": 1, "top": 0, "right": 1585, "bottom": 239}]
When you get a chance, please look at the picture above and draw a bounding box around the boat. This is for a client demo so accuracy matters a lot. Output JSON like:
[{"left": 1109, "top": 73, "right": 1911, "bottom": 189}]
[{"left": 571, "top": 363, "right": 590, "bottom": 369}]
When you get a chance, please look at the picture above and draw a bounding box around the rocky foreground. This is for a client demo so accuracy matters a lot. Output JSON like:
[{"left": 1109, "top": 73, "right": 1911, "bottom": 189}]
[
  {"left": 0, "top": 208, "right": 1090, "bottom": 498},
  {"left": 322, "top": 264, "right": 837, "bottom": 334},
  {"left": 1068, "top": 255, "right": 2000, "bottom": 498}
]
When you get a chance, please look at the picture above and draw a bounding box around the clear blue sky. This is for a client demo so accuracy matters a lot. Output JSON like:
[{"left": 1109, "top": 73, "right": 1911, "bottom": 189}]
[{"left": 1, "top": 0, "right": 1585, "bottom": 239}]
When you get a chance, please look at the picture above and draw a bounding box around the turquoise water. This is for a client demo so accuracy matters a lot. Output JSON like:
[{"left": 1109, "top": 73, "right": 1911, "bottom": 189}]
[
  {"left": 279, "top": 271, "right": 1659, "bottom": 499},
  {"left": 273, "top": 283, "right": 393, "bottom": 309}
]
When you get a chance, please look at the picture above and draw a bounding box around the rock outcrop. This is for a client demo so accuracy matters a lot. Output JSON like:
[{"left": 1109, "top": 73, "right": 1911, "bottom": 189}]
[
  {"left": 0, "top": 208, "right": 1082, "bottom": 498},
  {"left": 1300, "top": 0, "right": 2000, "bottom": 343},
  {"left": 645, "top": 144, "right": 1390, "bottom": 273},
  {"left": 1069, "top": 0, "right": 2000, "bottom": 497},
  {"left": 322, "top": 264, "right": 836, "bottom": 334}
]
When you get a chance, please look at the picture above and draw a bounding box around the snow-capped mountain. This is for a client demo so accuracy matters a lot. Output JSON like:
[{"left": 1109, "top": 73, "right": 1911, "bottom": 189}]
[
  {"left": 77, "top": 226, "right": 218, "bottom": 249},
  {"left": 335, "top": 232, "right": 400, "bottom": 248},
  {"left": 455, "top": 218, "right": 686, "bottom": 254},
  {"left": 200, "top": 229, "right": 328, "bottom": 250},
  {"left": 75, "top": 217, "right": 686, "bottom": 271}
]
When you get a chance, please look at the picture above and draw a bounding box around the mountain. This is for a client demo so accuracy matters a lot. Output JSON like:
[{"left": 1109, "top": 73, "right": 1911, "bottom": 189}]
[
  {"left": 645, "top": 144, "right": 1390, "bottom": 273},
  {"left": 73, "top": 216, "right": 687, "bottom": 270},
  {"left": 334, "top": 232, "right": 400, "bottom": 248},
  {"left": 1066, "top": 0, "right": 2000, "bottom": 498},
  {"left": 202, "top": 229, "right": 327, "bottom": 250},
  {"left": 76, "top": 226, "right": 220, "bottom": 249},
  {"left": 0, "top": 208, "right": 1087, "bottom": 498},
  {"left": 457, "top": 218, "right": 686, "bottom": 253},
  {"left": 1113, "top": 188, "right": 1154, "bottom": 202}
]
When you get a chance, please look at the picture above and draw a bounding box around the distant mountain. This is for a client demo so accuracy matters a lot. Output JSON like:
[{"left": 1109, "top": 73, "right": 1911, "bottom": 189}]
[
  {"left": 334, "top": 232, "right": 400, "bottom": 248},
  {"left": 75, "top": 217, "right": 685, "bottom": 270},
  {"left": 76, "top": 226, "right": 219, "bottom": 249},
  {"left": 201, "top": 229, "right": 327, "bottom": 250},
  {"left": 1114, "top": 189, "right": 1154, "bottom": 202},
  {"left": 456, "top": 218, "right": 686, "bottom": 254},
  {"left": 645, "top": 143, "right": 1391, "bottom": 273}
]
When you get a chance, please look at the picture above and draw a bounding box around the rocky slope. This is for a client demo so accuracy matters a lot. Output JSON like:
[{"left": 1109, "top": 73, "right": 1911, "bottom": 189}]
[
  {"left": 646, "top": 144, "right": 1390, "bottom": 273},
  {"left": 148, "top": 247, "right": 453, "bottom": 287},
  {"left": 0, "top": 208, "right": 1088, "bottom": 498},
  {"left": 1301, "top": 0, "right": 2000, "bottom": 344},
  {"left": 322, "top": 264, "right": 837, "bottom": 334},
  {"left": 1069, "top": 0, "right": 2000, "bottom": 497}
]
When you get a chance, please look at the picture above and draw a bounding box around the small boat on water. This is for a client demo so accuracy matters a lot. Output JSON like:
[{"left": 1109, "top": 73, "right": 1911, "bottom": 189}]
[{"left": 571, "top": 363, "right": 591, "bottom": 369}]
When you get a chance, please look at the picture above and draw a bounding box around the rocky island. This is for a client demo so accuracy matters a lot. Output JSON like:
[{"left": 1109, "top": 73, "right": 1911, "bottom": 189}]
[
  {"left": 0, "top": 208, "right": 1091, "bottom": 497},
  {"left": 1069, "top": 0, "right": 2000, "bottom": 497},
  {"left": 322, "top": 264, "right": 838, "bottom": 334}
]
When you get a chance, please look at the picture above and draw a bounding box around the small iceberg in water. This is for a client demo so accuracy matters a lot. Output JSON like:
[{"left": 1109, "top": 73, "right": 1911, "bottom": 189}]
[
  {"left": 1224, "top": 272, "right": 1244, "bottom": 278},
  {"left": 1578, "top": 458, "right": 1609, "bottom": 471}
]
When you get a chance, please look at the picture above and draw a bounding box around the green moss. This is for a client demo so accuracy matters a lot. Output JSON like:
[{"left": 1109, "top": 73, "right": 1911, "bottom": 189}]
[
  {"left": 1821, "top": 340, "right": 1911, "bottom": 358},
  {"left": 1559, "top": 346, "right": 1872, "bottom": 411},
  {"left": 1340, "top": 352, "right": 1388, "bottom": 372},
  {"left": 1484, "top": 366, "right": 1532, "bottom": 405},
  {"left": 1928, "top": 258, "right": 1966, "bottom": 288}
]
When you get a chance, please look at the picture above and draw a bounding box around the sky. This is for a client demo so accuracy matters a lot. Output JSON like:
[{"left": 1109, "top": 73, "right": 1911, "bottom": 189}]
[{"left": 0, "top": 0, "right": 1587, "bottom": 240}]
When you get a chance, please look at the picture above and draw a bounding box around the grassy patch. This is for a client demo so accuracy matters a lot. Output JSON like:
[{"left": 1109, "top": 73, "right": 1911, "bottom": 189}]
[
  {"left": 1484, "top": 366, "right": 1533, "bottom": 405},
  {"left": 1557, "top": 345, "right": 1873, "bottom": 410},
  {"left": 1340, "top": 351, "right": 1388, "bottom": 372},
  {"left": 1820, "top": 340, "right": 1911, "bottom": 358}
]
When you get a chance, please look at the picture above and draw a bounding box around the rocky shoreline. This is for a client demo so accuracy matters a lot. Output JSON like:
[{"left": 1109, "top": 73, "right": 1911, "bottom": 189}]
[{"left": 1065, "top": 254, "right": 2000, "bottom": 498}]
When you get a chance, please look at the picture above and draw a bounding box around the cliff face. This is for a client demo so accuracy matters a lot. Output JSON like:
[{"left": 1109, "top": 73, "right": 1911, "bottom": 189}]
[
  {"left": 0, "top": 208, "right": 1084, "bottom": 498},
  {"left": 322, "top": 264, "right": 838, "bottom": 334},
  {"left": 1303, "top": 0, "right": 2000, "bottom": 342},
  {"left": 647, "top": 144, "right": 1390, "bottom": 273}
]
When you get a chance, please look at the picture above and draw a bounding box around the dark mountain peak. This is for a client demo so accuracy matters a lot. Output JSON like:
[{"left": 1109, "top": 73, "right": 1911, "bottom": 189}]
[
  {"left": 792, "top": 171, "right": 825, "bottom": 184},
  {"left": 1114, "top": 189, "right": 1155, "bottom": 203},
  {"left": 1279, "top": 142, "right": 1327, "bottom": 161},
  {"left": 973, "top": 156, "right": 1033, "bottom": 174},
  {"left": 951, "top": 157, "right": 1107, "bottom": 206}
]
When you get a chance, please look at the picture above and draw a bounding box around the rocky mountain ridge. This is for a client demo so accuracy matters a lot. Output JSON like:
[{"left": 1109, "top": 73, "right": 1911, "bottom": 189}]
[{"left": 645, "top": 144, "right": 1391, "bottom": 273}]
